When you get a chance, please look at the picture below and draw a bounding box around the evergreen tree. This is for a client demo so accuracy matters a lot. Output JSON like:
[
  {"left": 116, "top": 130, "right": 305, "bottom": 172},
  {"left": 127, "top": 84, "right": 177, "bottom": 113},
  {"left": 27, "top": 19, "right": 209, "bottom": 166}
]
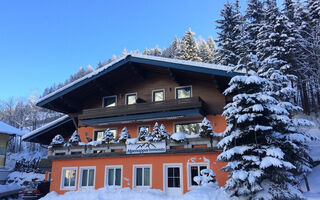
[
  {"left": 179, "top": 28, "right": 202, "bottom": 61},
  {"left": 207, "top": 36, "right": 217, "bottom": 53},
  {"left": 119, "top": 127, "right": 130, "bottom": 142},
  {"left": 218, "top": 54, "right": 304, "bottom": 199},
  {"left": 159, "top": 124, "right": 168, "bottom": 139},
  {"left": 138, "top": 127, "right": 150, "bottom": 141},
  {"left": 151, "top": 122, "right": 162, "bottom": 141},
  {"left": 68, "top": 131, "right": 81, "bottom": 145},
  {"left": 214, "top": 1, "right": 242, "bottom": 66},
  {"left": 103, "top": 128, "right": 114, "bottom": 144},
  {"left": 199, "top": 117, "right": 216, "bottom": 138},
  {"left": 198, "top": 37, "right": 214, "bottom": 63},
  {"left": 245, "top": 0, "right": 264, "bottom": 54},
  {"left": 50, "top": 134, "right": 64, "bottom": 146}
]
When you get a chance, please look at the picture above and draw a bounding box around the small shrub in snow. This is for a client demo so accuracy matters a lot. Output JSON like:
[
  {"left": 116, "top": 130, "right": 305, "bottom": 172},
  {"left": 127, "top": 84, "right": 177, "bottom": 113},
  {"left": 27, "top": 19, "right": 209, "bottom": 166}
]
[
  {"left": 170, "top": 132, "right": 186, "bottom": 143},
  {"left": 199, "top": 117, "right": 217, "bottom": 138},
  {"left": 138, "top": 127, "right": 150, "bottom": 141},
  {"left": 50, "top": 134, "right": 64, "bottom": 146},
  {"left": 159, "top": 124, "right": 169, "bottom": 139},
  {"left": 68, "top": 131, "right": 81, "bottom": 145},
  {"left": 151, "top": 122, "right": 162, "bottom": 141},
  {"left": 102, "top": 128, "right": 114, "bottom": 144},
  {"left": 119, "top": 127, "right": 130, "bottom": 142},
  {"left": 194, "top": 168, "right": 217, "bottom": 186}
]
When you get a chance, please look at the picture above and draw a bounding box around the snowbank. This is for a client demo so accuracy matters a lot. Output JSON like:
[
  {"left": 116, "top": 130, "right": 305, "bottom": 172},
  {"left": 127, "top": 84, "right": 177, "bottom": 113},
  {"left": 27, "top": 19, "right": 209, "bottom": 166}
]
[
  {"left": 302, "top": 165, "right": 320, "bottom": 199},
  {"left": 0, "top": 184, "right": 20, "bottom": 193},
  {"left": 41, "top": 187, "right": 229, "bottom": 200},
  {"left": 7, "top": 171, "right": 45, "bottom": 186}
]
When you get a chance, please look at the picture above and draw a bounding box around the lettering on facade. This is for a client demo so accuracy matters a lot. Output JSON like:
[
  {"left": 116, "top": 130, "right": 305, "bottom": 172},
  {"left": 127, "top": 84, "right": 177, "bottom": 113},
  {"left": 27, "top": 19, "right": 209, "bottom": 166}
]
[{"left": 126, "top": 141, "right": 166, "bottom": 154}]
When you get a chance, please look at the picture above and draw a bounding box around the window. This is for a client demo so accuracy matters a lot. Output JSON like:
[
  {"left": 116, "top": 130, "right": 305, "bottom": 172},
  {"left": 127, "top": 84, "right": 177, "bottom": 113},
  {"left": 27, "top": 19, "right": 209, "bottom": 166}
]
[
  {"left": 80, "top": 167, "right": 95, "bottom": 188},
  {"left": 106, "top": 166, "right": 122, "bottom": 187},
  {"left": 61, "top": 167, "right": 77, "bottom": 189},
  {"left": 126, "top": 93, "right": 137, "bottom": 105},
  {"left": 94, "top": 128, "right": 117, "bottom": 141},
  {"left": 189, "top": 164, "right": 208, "bottom": 187},
  {"left": 167, "top": 167, "right": 180, "bottom": 187},
  {"left": 103, "top": 96, "right": 117, "bottom": 108},
  {"left": 134, "top": 165, "right": 151, "bottom": 188},
  {"left": 94, "top": 130, "right": 104, "bottom": 141},
  {"left": 176, "top": 86, "right": 192, "bottom": 99},
  {"left": 174, "top": 121, "right": 201, "bottom": 135},
  {"left": 152, "top": 90, "right": 165, "bottom": 102}
]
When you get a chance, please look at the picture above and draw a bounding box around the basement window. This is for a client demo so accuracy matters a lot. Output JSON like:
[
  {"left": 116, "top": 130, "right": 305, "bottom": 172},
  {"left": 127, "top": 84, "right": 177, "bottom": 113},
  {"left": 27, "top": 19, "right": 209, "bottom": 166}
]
[{"left": 103, "top": 96, "right": 117, "bottom": 108}]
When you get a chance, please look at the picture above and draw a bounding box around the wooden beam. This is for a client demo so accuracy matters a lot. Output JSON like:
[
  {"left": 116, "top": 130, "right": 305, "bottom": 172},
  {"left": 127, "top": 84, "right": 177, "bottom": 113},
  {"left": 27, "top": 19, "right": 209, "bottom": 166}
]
[
  {"left": 130, "top": 63, "right": 146, "bottom": 80},
  {"left": 68, "top": 114, "right": 79, "bottom": 129},
  {"left": 167, "top": 68, "right": 183, "bottom": 85}
]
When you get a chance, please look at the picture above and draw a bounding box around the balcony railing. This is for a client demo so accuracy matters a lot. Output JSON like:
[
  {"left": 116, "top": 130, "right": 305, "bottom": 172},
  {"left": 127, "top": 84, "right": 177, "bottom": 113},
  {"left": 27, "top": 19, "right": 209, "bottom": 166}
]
[
  {"left": 78, "top": 96, "right": 206, "bottom": 120},
  {"left": 48, "top": 137, "right": 221, "bottom": 157}
]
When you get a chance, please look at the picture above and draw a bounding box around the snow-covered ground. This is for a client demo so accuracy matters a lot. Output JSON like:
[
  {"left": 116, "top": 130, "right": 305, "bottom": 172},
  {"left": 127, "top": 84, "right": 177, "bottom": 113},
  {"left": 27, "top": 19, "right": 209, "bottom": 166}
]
[
  {"left": 6, "top": 171, "right": 44, "bottom": 186},
  {"left": 41, "top": 186, "right": 230, "bottom": 200},
  {"left": 303, "top": 165, "right": 320, "bottom": 200}
]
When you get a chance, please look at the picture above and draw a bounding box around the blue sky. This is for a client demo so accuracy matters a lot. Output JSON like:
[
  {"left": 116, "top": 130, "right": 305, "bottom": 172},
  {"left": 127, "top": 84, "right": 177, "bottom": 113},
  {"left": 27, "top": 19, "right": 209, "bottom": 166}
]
[{"left": 0, "top": 0, "right": 247, "bottom": 101}]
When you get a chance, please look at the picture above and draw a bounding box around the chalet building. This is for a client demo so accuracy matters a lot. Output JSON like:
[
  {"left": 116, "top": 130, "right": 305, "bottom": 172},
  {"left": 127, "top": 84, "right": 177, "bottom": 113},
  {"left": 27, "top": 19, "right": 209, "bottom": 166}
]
[
  {"left": 0, "top": 121, "right": 24, "bottom": 184},
  {"left": 23, "top": 54, "right": 240, "bottom": 195}
]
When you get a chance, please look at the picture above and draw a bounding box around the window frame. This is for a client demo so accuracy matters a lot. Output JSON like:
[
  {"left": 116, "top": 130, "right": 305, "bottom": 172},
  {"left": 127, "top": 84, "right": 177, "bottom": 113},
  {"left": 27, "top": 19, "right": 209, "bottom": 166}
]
[
  {"left": 173, "top": 121, "right": 202, "bottom": 135},
  {"left": 93, "top": 128, "right": 117, "bottom": 141},
  {"left": 187, "top": 163, "right": 209, "bottom": 189},
  {"left": 60, "top": 167, "right": 78, "bottom": 190},
  {"left": 79, "top": 166, "right": 96, "bottom": 189},
  {"left": 102, "top": 95, "right": 117, "bottom": 108},
  {"left": 133, "top": 164, "right": 152, "bottom": 189},
  {"left": 125, "top": 92, "right": 137, "bottom": 105},
  {"left": 162, "top": 163, "right": 183, "bottom": 193},
  {"left": 152, "top": 89, "right": 165, "bottom": 102},
  {"left": 175, "top": 85, "right": 192, "bottom": 99},
  {"left": 105, "top": 165, "right": 123, "bottom": 188}
]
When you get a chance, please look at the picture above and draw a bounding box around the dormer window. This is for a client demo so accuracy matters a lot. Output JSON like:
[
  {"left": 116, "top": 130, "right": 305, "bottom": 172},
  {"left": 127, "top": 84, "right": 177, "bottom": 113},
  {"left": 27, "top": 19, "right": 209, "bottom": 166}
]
[
  {"left": 126, "top": 93, "right": 137, "bottom": 105},
  {"left": 103, "top": 96, "right": 117, "bottom": 108},
  {"left": 176, "top": 86, "right": 192, "bottom": 99}
]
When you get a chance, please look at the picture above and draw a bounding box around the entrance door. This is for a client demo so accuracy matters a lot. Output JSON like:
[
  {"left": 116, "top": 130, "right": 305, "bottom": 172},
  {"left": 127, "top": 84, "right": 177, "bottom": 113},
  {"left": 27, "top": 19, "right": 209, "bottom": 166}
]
[{"left": 164, "top": 164, "right": 183, "bottom": 196}]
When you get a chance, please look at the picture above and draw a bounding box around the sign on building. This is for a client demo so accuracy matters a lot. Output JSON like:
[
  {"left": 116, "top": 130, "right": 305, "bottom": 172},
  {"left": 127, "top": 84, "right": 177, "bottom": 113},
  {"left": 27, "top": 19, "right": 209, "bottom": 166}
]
[{"left": 126, "top": 141, "right": 166, "bottom": 154}]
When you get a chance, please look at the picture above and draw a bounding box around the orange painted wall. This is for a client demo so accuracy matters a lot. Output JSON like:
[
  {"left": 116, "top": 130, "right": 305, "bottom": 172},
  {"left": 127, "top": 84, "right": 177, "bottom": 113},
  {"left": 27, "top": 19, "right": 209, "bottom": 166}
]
[
  {"left": 50, "top": 152, "right": 228, "bottom": 194},
  {"left": 77, "top": 114, "right": 226, "bottom": 142}
]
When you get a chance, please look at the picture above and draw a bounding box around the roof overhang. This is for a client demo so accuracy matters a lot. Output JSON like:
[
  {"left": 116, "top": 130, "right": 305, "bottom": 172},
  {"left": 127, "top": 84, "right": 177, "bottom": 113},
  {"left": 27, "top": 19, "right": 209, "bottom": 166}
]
[
  {"left": 22, "top": 115, "right": 76, "bottom": 145},
  {"left": 36, "top": 54, "right": 242, "bottom": 113}
]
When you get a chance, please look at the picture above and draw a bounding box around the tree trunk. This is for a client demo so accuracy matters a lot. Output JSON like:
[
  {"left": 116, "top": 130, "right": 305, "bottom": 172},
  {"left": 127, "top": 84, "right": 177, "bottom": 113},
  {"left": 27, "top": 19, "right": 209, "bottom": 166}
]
[{"left": 302, "top": 82, "right": 310, "bottom": 115}]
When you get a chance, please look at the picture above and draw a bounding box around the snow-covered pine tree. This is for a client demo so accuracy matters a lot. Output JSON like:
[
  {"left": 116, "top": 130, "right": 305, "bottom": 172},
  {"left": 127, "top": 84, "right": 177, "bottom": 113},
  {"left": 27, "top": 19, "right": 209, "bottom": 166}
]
[
  {"left": 119, "top": 127, "right": 130, "bottom": 142},
  {"left": 198, "top": 37, "right": 214, "bottom": 63},
  {"left": 159, "top": 124, "right": 168, "bottom": 139},
  {"left": 162, "top": 36, "right": 182, "bottom": 58},
  {"left": 151, "top": 122, "right": 162, "bottom": 141},
  {"left": 138, "top": 127, "right": 150, "bottom": 141},
  {"left": 218, "top": 54, "right": 303, "bottom": 199},
  {"left": 179, "top": 28, "right": 202, "bottom": 62},
  {"left": 193, "top": 168, "right": 217, "bottom": 186},
  {"left": 50, "top": 134, "right": 64, "bottom": 146},
  {"left": 102, "top": 128, "right": 114, "bottom": 144},
  {"left": 214, "top": 0, "right": 243, "bottom": 67},
  {"left": 68, "top": 131, "right": 81, "bottom": 145},
  {"left": 245, "top": 0, "right": 264, "bottom": 54},
  {"left": 207, "top": 36, "right": 216, "bottom": 54},
  {"left": 198, "top": 117, "right": 216, "bottom": 138}
]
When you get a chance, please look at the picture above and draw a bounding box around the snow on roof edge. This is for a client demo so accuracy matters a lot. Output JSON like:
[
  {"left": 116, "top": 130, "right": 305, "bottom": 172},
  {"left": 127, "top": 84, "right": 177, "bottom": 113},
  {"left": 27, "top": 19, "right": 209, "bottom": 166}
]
[
  {"left": 37, "top": 54, "right": 240, "bottom": 107},
  {"left": 22, "top": 115, "right": 70, "bottom": 140},
  {"left": 0, "top": 121, "right": 25, "bottom": 136}
]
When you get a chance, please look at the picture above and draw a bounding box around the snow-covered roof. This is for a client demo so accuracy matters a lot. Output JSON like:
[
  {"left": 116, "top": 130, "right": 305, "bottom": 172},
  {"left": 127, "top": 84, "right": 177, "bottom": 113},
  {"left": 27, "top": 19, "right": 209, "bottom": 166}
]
[
  {"left": 22, "top": 115, "right": 70, "bottom": 141},
  {"left": 37, "top": 54, "right": 240, "bottom": 108},
  {"left": 0, "top": 121, "right": 25, "bottom": 136}
]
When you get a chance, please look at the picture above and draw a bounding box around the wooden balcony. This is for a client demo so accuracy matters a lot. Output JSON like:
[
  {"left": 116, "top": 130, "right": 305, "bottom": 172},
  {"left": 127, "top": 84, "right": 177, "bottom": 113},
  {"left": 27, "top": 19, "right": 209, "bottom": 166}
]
[{"left": 78, "top": 97, "right": 206, "bottom": 120}]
